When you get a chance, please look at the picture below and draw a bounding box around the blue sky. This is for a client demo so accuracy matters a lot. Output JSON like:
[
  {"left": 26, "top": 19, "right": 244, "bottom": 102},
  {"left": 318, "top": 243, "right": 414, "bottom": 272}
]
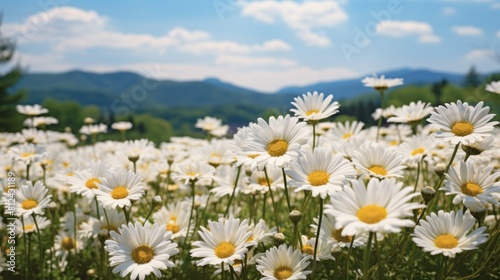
[{"left": 2, "top": 0, "right": 499, "bottom": 92}]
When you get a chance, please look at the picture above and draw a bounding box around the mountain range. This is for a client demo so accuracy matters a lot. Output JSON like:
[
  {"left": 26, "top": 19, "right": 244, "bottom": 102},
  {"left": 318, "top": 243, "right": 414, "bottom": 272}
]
[{"left": 15, "top": 68, "right": 468, "bottom": 109}]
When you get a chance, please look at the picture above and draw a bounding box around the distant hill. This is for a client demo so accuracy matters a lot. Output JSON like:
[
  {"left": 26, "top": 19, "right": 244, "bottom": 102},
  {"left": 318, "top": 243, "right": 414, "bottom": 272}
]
[
  {"left": 277, "top": 68, "right": 465, "bottom": 99},
  {"left": 15, "top": 70, "right": 293, "bottom": 110}
]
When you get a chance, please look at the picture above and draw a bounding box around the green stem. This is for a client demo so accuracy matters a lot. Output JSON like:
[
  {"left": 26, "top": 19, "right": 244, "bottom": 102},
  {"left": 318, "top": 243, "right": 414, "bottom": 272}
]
[
  {"left": 433, "top": 143, "right": 460, "bottom": 191},
  {"left": 281, "top": 168, "right": 292, "bottom": 213},
  {"left": 345, "top": 235, "right": 356, "bottom": 278},
  {"left": 26, "top": 163, "right": 31, "bottom": 181},
  {"left": 224, "top": 166, "right": 242, "bottom": 217},
  {"left": 264, "top": 168, "right": 280, "bottom": 231},
  {"left": 183, "top": 180, "right": 196, "bottom": 254},
  {"left": 33, "top": 214, "right": 44, "bottom": 279},
  {"left": 123, "top": 206, "right": 130, "bottom": 224},
  {"left": 312, "top": 122, "right": 317, "bottom": 150},
  {"left": 312, "top": 198, "right": 324, "bottom": 279},
  {"left": 413, "top": 161, "right": 421, "bottom": 194},
  {"left": 362, "top": 232, "right": 375, "bottom": 280},
  {"left": 376, "top": 90, "right": 385, "bottom": 142},
  {"left": 143, "top": 201, "right": 156, "bottom": 225}
]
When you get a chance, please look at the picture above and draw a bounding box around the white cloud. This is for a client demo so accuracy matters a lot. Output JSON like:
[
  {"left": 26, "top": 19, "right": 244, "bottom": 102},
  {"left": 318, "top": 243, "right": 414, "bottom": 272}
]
[
  {"left": 497, "top": 30, "right": 500, "bottom": 38},
  {"left": 376, "top": 20, "right": 441, "bottom": 43},
  {"left": 465, "top": 49, "right": 495, "bottom": 60},
  {"left": 241, "top": 0, "right": 348, "bottom": 47},
  {"left": 215, "top": 55, "right": 297, "bottom": 67},
  {"left": 442, "top": 7, "right": 456, "bottom": 14},
  {"left": 493, "top": 3, "right": 500, "bottom": 8},
  {"left": 6, "top": 6, "right": 290, "bottom": 55},
  {"left": 451, "top": 26, "right": 483, "bottom": 36}
]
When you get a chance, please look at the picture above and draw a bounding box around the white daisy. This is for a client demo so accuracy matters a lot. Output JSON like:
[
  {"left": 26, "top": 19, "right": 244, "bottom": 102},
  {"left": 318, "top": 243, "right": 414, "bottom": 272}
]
[
  {"left": 245, "top": 165, "right": 284, "bottom": 194},
  {"left": 387, "top": 101, "right": 433, "bottom": 124},
  {"left": 327, "top": 121, "right": 365, "bottom": 141},
  {"left": 79, "top": 208, "right": 126, "bottom": 238},
  {"left": 290, "top": 91, "right": 340, "bottom": 122},
  {"left": 247, "top": 219, "right": 277, "bottom": 245},
  {"left": 352, "top": 142, "right": 406, "bottom": 179},
  {"left": 152, "top": 202, "right": 191, "bottom": 239},
  {"left": 195, "top": 116, "right": 228, "bottom": 137},
  {"left": 397, "top": 134, "right": 437, "bottom": 164},
  {"left": 443, "top": 160, "right": 500, "bottom": 210},
  {"left": 16, "top": 181, "right": 52, "bottom": 217},
  {"left": 112, "top": 121, "right": 133, "bottom": 131},
  {"left": 95, "top": 169, "right": 145, "bottom": 209},
  {"left": 53, "top": 230, "right": 84, "bottom": 268},
  {"left": 79, "top": 123, "right": 108, "bottom": 135},
  {"left": 173, "top": 161, "right": 216, "bottom": 185},
  {"left": 256, "top": 244, "right": 311, "bottom": 280},
  {"left": 105, "top": 222, "right": 179, "bottom": 280},
  {"left": 427, "top": 100, "right": 498, "bottom": 145},
  {"left": 287, "top": 147, "right": 356, "bottom": 199},
  {"left": 412, "top": 210, "right": 488, "bottom": 258},
  {"left": 17, "top": 215, "right": 51, "bottom": 236},
  {"left": 8, "top": 143, "right": 47, "bottom": 165},
  {"left": 245, "top": 115, "right": 310, "bottom": 169},
  {"left": 16, "top": 104, "right": 48, "bottom": 116},
  {"left": 485, "top": 80, "right": 500, "bottom": 94},
  {"left": 299, "top": 235, "right": 334, "bottom": 261},
  {"left": 327, "top": 178, "right": 423, "bottom": 235},
  {"left": 190, "top": 216, "right": 256, "bottom": 266},
  {"left": 311, "top": 214, "right": 367, "bottom": 248},
  {"left": 67, "top": 161, "right": 110, "bottom": 201},
  {"left": 25, "top": 116, "right": 59, "bottom": 128},
  {"left": 361, "top": 74, "right": 403, "bottom": 91}
]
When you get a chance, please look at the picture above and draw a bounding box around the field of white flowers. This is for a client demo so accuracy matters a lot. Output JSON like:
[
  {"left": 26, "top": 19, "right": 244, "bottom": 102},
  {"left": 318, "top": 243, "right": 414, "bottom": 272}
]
[{"left": 1, "top": 78, "right": 500, "bottom": 280}]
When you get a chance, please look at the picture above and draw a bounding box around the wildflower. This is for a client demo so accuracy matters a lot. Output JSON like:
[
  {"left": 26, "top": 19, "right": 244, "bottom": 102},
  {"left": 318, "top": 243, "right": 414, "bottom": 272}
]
[
  {"left": 95, "top": 169, "right": 145, "bottom": 209},
  {"left": 16, "top": 181, "right": 52, "bottom": 217},
  {"left": 361, "top": 74, "right": 403, "bottom": 91},
  {"left": 485, "top": 80, "right": 500, "bottom": 94},
  {"left": 290, "top": 91, "right": 340, "bottom": 122},
  {"left": 352, "top": 143, "right": 406, "bottom": 179},
  {"left": 387, "top": 101, "right": 433, "bottom": 124},
  {"left": 111, "top": 121, "right": 133, "bottom": 131},
  {"left": 256, "top": 244, "right": 311, "bottom": 280},
  {"left": 16, "top": 104, "right": 48, "bottom": 116}
]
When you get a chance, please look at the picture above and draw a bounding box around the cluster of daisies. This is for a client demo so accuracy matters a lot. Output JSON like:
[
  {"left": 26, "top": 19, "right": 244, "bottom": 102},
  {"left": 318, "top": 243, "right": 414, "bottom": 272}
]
[{"left": 1, "top": 77, "right": 499, "bottom": 279}]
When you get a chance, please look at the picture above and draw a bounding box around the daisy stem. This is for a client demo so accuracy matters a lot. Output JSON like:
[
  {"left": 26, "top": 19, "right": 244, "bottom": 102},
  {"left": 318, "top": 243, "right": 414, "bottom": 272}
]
[
  {"left": 184, "top": 180, "right": 196, "bottom": 251},
  {"left": 229, "top": 264, "right": 240, "bottom": 280},
  {"left": 26, "top": 163, "right": 31, "bottom": 181},
  {"left": 345, "top": 234, "right": 356, "bottom": 278},
  {"left": 413, "top": 161, "right": 421, "bottom": 194},
  {"left": 32, "top": 213, "right": 44, "bottom": 279},
  {"left": 281, "top": 168, "right": 292, "bottom": 213},
  {"left": 433, "top": 143, "right": 460, "bottom": 192},
  {"left": 264, "top": 167, "right": 280, "bottom": 231},
  {"left": 94, "top": 198, "right": 100, "bottom": 219},
  {"left": 312, "top": 122, "right": 317, "bottom": 150},
  {"left": 224, "top": 165, "right": 242, "bottom": 217},
  {"left": 21, "top": 217, "right": 28, "bottom": 280},
  {"left": 362, "top": 231, "right": 375, "bottom": 280},
  {"left": 376, "top": 90, "right": 385, "bottom": 142},
  {"left": 221, "top": 263, "right": 225, "bottom": 280},
  {"left": 312, "top": 198, "right": 324, "bottom": 279},
  {"left": 72, "top": 194, "right": 78, "bottom": 254},
  {"left": 123, "top": 206, "right": 130, "bottom": 224},
  {"left": 143, "top": 201, "right": 156, "bottom": 225}
]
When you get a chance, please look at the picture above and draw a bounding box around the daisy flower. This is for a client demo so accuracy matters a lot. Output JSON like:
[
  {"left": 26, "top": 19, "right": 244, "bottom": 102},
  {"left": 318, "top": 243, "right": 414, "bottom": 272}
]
[
  {"left": 485, "top": 80, "right": 500, "bottom": 94},
  {"left": 299, "top": 235, "right": 334, "bottom": 261},
  {"left": 256, "top": 244, "right": 311, "bottom": 280},
  {"left": 8, "top": 143, "right": 46, "bottom": 165},
  {"left": 427, "top": 100, "right": 498, "bottom": 145},
  {"left": 327, "top": 178, "right": 423, "bottom": 235},
  {"left": 67, "top": 161, "right": 110, "bottom": 201},
  {"left": 95, "top": 169, "right": 145, "bottom": 209},
  {"left": 16, "top": 104, "right": 48, "bottom": 116},
  {"left": 443, "top": 160, "right": 500, "bottom": 210},
  {"left": 247, "top": 219, "right": 277, "bottom": 245},
  {"left": 173, "top": 161, "right": 216, "bottom": 184},
  {"left": 372, "top": 105, "right": 397, "bottom": 121},
  {"left": 191, "top": 216, "right": 256, "bottom": 266},
  {"left": 327, "top": 120, "right": 365, "bottom": 141},
  {"left": 245, "top": 115, "right": 310, "bottom": 169},
  {"left": 53, "top": 230, "right": 84, "bottom": 267},
  {"left": 195, "top": 116, "right": 228, "bottom": 137},
  {"left": 152, "top": 202, "right": 191, "bottom": 239},
  {"left": 105, "top": 222, "right": 179, "bottom": 280},
  {"left": 287, "top": 147, "right": 356, "bottom": 199},
  {"left": 387, "top": 101, "right": 433, "bottom": 124},
  {"left": 79, "top": 208, "right": 126, "bottom": 238},
  {"left": 245, "top": 165, "right": 284, "bottom": 194},
  {"left": 361, "top": 74, "right": 403, "bottom": 91},
  {"left": 111, "top": 121, "right": 133, "bottom": 131},
  {"left": 311, "top": 214, "right": 367, "bottom": 248},
  {"left": 290, "top": 91, "right": 340, "bottom": 122},
  {"left": 397, "top": 134, "right": 437, "bottom": 164},
  {"left": 17, "top": 215, "right": 51, "bottom": 236},
  {"left": 352, "top": 143, "right": 406, "bottom": 179},
  {"left": 16, "top": 181, "right": 52, "bottom": 217},
  {"left": 79, "top": 123, "right": 107, "bottom": 135},
  {"left": 412, "top": 210, "right": 488, "bottom": 258}
]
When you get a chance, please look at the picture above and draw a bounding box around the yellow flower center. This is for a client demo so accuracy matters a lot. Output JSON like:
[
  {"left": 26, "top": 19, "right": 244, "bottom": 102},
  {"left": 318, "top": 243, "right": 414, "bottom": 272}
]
[
  {"left": 248, "top": 154, "right": 259, "bottom": 159},
  {"left": 67, "top": 172, "right": 74, "bottom": 176},
  {"left": 61, "top": 237, "right": 76, "bottom": 251},
  {"left": 332, "top": 228, "right": 352, "bottom": 243},
  {"left": 166, "top": 222, "right": 180, "bottom": 233},
  {"left": 411, "top": 148, "right": 425, "bottom": 156},
  {"left": 258, "top": 177, "right": 270, "bottom": 186},
  {"left": 214, "top": 242, "right": 236, "bottom": 259},
  {"left": 267, "top": 139, "right": 289, "bottom": 157},
  {"left": 307, "top": 171, "right": 330, "bottom": 186},
  {"left": 274, "top": 266, "right": 294, "bottom": 280},
  {"left": 131, "top": 245, "right": 154, "bottom": 264},
  {"left": 22, "top": 199, "right": 38, "bottom": 210},
  {"left": 85, "top": 177, "right": 100, "bottom": 189},
  {"left": 451, "top": 122, "right": 474, "bottom": 137},
  {"left": 389, "top": 141, "right": 399, "bottom": 146},
  {"left": 306, "top": 109, "right": 320, "bottom": 116},
  {"left": 434, "top": 234, "right": 458, "bottom": 249},
  {"left": 461, "top": 182, "right": 483, "bottom": 197},
  {"left": 111, "top": 186, "right": 129, "bottom": 199},
  {"left": 301, "top": 244, "right": 314, "bottom": 255},
  {"left": 21, "top": 152, "right": 35, "bottom": 158},
  {"left": 369, "top": 165, "right": 388, "bottom": 176},
  {"left": 357, "top": 205, "right": 387, "bottom": 224},
  {"left": 24, "top": 225, "right": 35, "bottom": 231},
  {"left": 374, "top": 85, "right": 388, "bottom": 91},
  {"left": 342, "top": 133, "right": 352, "bottom": 139}
]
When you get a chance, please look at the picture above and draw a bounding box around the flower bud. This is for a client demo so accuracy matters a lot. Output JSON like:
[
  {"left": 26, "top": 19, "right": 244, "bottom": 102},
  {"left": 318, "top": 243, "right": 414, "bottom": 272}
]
[
  {"left": 331, "top": 244, "right": 343, "bottom": 259},
  {"left": 434, "top": 163, "right": 446, "bottom": 177},
  {"left": 273, "top": 233, "right": 285, "bottom": 246},
  {"left": 289, "top": 210, "right": 302, "bottom": 224},
  {"left": 421, "top": 186, "right": 436, "bottom": 204}
]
